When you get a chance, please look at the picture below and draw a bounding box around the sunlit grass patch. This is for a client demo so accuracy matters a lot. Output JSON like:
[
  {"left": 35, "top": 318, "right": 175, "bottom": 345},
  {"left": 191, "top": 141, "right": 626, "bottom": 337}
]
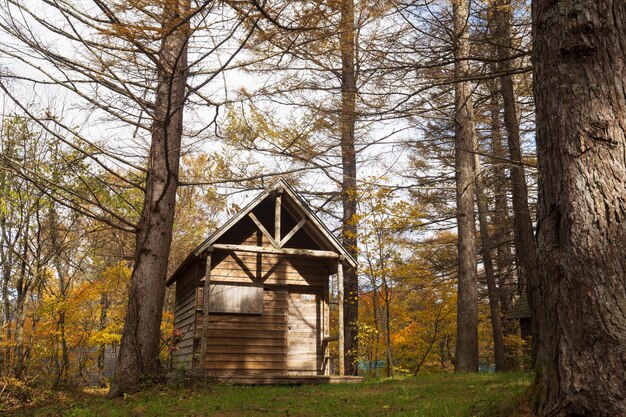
[{"left": 11, "top": 372, "right": 532, "bottom": 417}]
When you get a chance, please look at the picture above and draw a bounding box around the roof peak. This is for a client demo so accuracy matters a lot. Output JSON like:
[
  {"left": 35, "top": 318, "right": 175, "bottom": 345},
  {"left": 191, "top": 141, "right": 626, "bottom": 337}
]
[{"left": 167, "top": 180, "right": 357, "bottom": 285}]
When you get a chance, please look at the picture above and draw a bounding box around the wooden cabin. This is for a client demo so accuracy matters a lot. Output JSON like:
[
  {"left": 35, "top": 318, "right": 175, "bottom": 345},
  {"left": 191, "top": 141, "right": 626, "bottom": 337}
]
[
  {"left": 166, "top": 180, "right": 359, "bottom": 384},
  {"left": 505, "top": 296, "right": 533, "bottom": 367},
  {"left": 505, "top": 296, "right": 532, "bottom": 341}
]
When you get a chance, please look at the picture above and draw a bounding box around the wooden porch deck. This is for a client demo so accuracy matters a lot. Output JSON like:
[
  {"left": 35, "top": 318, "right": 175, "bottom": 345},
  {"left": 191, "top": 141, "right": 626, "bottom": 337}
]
[{"left": 212, "top": 375, "right": 363, "bottom": 385}]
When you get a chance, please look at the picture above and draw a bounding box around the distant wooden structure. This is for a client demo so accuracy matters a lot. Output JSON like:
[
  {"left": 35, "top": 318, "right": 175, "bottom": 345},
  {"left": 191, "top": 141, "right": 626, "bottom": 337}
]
[
  {"left": 505, "top": 296, "right": 532, "bottom": 341},
  {"left": 166, "top": 180, "right": 359, "bottom": 384}
]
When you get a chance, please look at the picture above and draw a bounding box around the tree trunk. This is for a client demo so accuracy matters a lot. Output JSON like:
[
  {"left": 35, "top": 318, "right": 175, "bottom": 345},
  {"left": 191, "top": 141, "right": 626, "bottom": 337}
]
[
  {"left": 97, "top": 293, "right": 108, "bottom": 377},
  {"left": 382, "top": 279, "right": 394, "bottom": 377},
  {"left": 494, "top": 0, "right": 541, "bottom": 361},
  {"left": 452, "top": 0, "right": 479, "bottom": 373},
  {"left": 532, "top": 1, "right": 626, "bottom": 415},
  {"left": 109, "top": 0, "right": 189, "bottom": 396},
  {"left": 370, "top": 270, "right": 380, "bottom": 375},
  {"left": 1, "top": 276, "right": 9, "bottom": 371},
  {"left": 13, "top": 230, "right": 29, "bottom": 379},
  {"left": 487, "top": 5, "right": 517, "bottom": 369},
  {"left": 52, "top": 309, "right": 69, "bottom": 388},
  {"left": 12, "top": 301, "right": 26, "bottom": 379},
  {"left": 490, "top": 85, "right": 518, "bottom": 369},
  {"left": 50, "top": 206, "right": 70, "bottom": 387},
  {"left": 1, "top": 228, "right": 12, "bottom": 371},
  {"left": 474, "top": 155, "right": 505, "bottom": 372},
  {"left": 54, "top": 282, "right": 70, "bottom": 387},
  {"left": 340, "top": 0, "right": 359, "bottom": 376}
]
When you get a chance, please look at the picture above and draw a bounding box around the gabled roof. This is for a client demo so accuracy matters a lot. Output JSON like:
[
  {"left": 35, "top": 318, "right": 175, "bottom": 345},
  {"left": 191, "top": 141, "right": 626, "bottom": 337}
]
[{"left": 167, "top": 179, "right": 357, "bottom": 286}]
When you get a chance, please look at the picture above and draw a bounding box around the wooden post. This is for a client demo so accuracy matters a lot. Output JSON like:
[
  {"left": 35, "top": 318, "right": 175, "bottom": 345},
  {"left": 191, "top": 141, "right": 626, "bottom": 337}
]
[
  {"left": 199, "top": 250, "right": 212, "bottom": 376},
  {"left": 337, "top": 258, "right": 345, "bottom": 376},
  {"left": 275, "top": 191, "right": 282, "bottom": 243},
  {"left": 323, "top": 282, "right": 330, "bottom": 375}
]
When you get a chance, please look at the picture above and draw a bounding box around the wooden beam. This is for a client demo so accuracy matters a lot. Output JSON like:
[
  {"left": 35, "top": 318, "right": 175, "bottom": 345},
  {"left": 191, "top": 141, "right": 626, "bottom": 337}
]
[
  {"left": 323, "top": 282, "right": 330, "bottom": 376},
  {"left": 211, "top": 243, "right": 340, "bottom": 259},
  {"left": 275, "top": 191, "right": 282, "bottom": 243},
  {"left": 249, "top": 212, "right": 278, "bottom": 248},
  {"left": 279, "top": 218, "right": 307, "bottom": 248},
  {"left": 199, "top": 251, "right": 212, "bottom": 375},
  {"left": 337, "top": 259, "right": 345, "bottom": 376}
]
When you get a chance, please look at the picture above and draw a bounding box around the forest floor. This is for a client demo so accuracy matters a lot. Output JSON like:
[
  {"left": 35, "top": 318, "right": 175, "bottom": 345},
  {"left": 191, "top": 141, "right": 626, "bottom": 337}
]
[{"left": 7, "top": 372, "right": 533, "bottom": 417}]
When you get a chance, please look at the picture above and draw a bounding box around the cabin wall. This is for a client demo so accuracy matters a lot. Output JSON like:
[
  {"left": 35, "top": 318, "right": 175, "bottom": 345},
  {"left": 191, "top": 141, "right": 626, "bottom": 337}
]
[
  {"left": 199, "top": 286, "right": 288, "bottom": 376},
  {"left": 195, "top": 254, "right": 329, "bottom": 377},
  {"left": 211, "top": 252, "right": 329, "bottom": 288},
  {"left": 172, "top": 261, "right": 198, "bottom": 370}
]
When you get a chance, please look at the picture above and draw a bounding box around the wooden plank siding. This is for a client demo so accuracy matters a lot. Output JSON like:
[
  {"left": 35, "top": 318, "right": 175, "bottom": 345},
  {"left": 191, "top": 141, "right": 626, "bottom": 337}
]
[
  {"left": 210, "top": 252, "right": 330, "bottom": 288},
  {"left": 200, "top": 288, "right": 289, "bottom": 377},
  {"left": 172, "top": 262, "right": 199, "bottom": 369},
  {"left": 190, "top": 254, "right": 330, "bottom": 377},
  {"left": 191, "top": 285, "right": 329, "bottom": 378}
]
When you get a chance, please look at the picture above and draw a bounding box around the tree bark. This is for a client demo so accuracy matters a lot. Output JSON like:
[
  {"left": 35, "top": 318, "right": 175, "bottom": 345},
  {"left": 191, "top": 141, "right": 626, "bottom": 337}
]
[
  {"left": 452, "top": 0, "right": 479, "bottom": 373},
  {"left": 487, "top": 79, "right": 517, "bottom": 368},
  {"left": 474, "top": 155, "right": 505, "bottom": 372},
  {"left": 1, "top": 218, "right": 13, "bottom": 371},
  {"left": 381, "top": 276, "right": 394, "bottom": 377},
  {"left": 494, "top": 0, "right": 541, "bottom": 365},
  {"left": 12, "top": 300, "right": 26, "bottom": 379},
  {"left": 366, "top": 257, "right": 381, "bottom": 375},
  {"left": 109, "top": 0, "right": 189, "bottom": 396},
  {"left": 97, "top": 293, "right": 108, "bottom": 377},
  {"left": 532, "top": 0, "right": 626, "bottom": 415},
  {"left": 49, "top": 206, "right": 70, "bottom": 387},
  {"left": 340, "top": 0, "right": 359, "bottom": 376},
  {"left": 13, "top": 228, "right": 29, "bottom": 379},
  {"left": 494, "top": 0, "right": 541, "bottom": 361}
]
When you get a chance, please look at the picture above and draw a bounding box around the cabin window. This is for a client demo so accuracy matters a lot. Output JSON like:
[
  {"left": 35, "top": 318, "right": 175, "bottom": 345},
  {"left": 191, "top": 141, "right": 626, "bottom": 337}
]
[{"left": 208, "top": 283, "right": 264, "bottom": 314}]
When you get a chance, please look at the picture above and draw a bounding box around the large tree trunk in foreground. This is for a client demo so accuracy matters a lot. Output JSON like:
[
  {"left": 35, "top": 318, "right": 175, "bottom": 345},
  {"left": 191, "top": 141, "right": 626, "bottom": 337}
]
[
  {"left": 452, "top": 0, "right": 479, "bottom": 373},
  {"left": 533, "top": 1, "right": 626, "bottom": 415},
  {"left": 110, "top": 1, "right": 189, "bottom": 396},
  {"left": 340, "top": 0, "right": 359, "bottom": 376}
]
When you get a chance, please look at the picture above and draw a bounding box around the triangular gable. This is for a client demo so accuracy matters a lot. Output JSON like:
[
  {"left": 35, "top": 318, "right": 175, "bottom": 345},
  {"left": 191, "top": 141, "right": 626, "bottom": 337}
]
[
  {"left": 195, "top": 179, "right": 356, "bottom": 264},
  {"left": 167, "top": 179, "right": 357, "bottom": 286}
]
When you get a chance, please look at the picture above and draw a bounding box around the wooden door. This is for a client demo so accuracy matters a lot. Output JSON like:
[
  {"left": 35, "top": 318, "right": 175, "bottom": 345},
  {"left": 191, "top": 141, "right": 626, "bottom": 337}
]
[{"left": 286, "top": 288, "right": 322, "bottom": 375}]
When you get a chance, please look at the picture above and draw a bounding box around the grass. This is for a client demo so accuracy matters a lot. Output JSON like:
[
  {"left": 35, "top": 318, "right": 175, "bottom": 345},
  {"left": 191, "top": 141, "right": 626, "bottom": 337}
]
[{"left": 8, "top": 372, "right": 532, "bottom": 417}]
